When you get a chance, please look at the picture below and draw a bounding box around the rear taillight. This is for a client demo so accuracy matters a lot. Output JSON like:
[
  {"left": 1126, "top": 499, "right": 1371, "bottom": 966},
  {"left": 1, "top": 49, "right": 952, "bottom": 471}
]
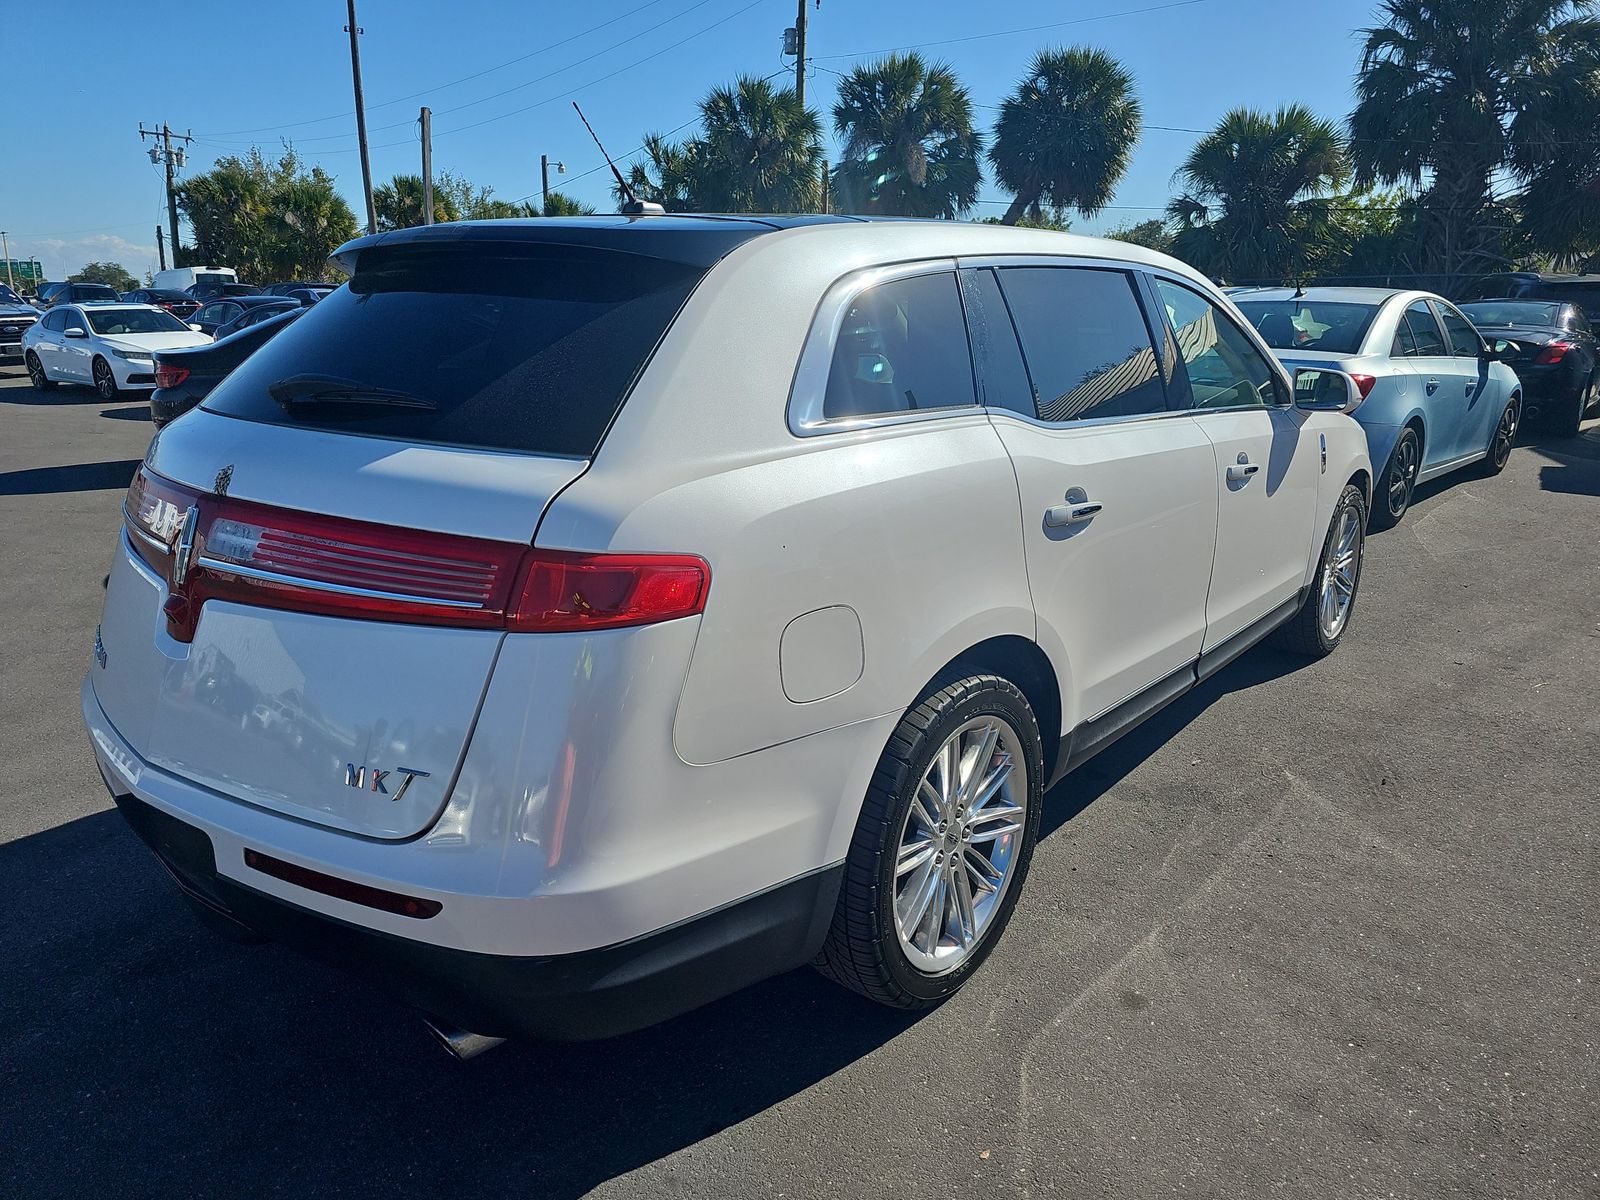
[
  {"left": 153, "top": 361, "right": 189, "bottom": 389},
  {"left": 121, "top": 467, "right": 709, "bottom": 642},
  {"left": 1534, "top": 341, "right": 1573, "bottom": 364},
  {"left": 1349, "top": 373, "right": 1378, "bottom": 400}
]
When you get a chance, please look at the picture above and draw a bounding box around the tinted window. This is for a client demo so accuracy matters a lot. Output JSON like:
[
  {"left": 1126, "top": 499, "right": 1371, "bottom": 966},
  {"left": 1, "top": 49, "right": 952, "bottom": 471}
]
[
  {"left": 1459, "top": 301, "right": 1561, "bottom": 328},
  {"left": 1532, "top": 283, "right": 1600, "bottom": 314},
  {"left": 1154, "top": 278, "right": 1281, "bottom": 409},
  {"left": 1569, "top": 306, "right": 1591, "bottom": 333},
  {"left": 1235, "top": 300, "right": 1379, "bottom": 353},
  {"left": 204, "top": 243, "right": 708, "bottom": 457},
  {"left": 1397, "top": 302, "right": 1446, "bottom": 356},
  {"left": 999, "top": 267, "right": 1165, "bottom": 421},
  {"left": 197, "top": 304, "right": 225, "bottom": 323},
  {"left": 41, "top": 310, "right": 66, "bottom": 331},
  {"left": 958, "top": 267, "right": 1034, "bottom": 416},
  {"left": 822, "top": 271, "right": 975, "bottom": 419},
  {"left": 62, "top": 310, "right": 87, "bottom": 332},
  {"left": 1438, "top": 305, "right": 1483, "bottom": 357},
  {"left": 71, "top": 284, "right": 119, "bottom": 301},
  {"left": 87, "top": 309, "right": 188, "bottom": 334}
]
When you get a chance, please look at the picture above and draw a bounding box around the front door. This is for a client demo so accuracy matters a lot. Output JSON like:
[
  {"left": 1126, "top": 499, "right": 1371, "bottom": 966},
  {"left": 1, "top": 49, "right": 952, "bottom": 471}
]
[
  {"left": 1149, "top": 276, "right": 1320, "bottom": 648},
  {"left": 964, "top": 264, "right": 1219, "bottom": 727},
  {"left": 59, "top": 310, "right": 93, "bottom": 382}
]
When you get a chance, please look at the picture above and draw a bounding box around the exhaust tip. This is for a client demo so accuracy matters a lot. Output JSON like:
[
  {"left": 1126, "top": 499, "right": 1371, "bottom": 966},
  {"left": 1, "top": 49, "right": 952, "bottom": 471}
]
[{"left": 422, "top": 1015, "right": 506, "bottom": 1061}]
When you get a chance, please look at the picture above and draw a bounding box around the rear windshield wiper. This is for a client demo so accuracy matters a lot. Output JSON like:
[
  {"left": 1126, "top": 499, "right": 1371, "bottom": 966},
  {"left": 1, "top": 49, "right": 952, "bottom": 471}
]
[{"left": 268, "top": 373, "right": 436, "bottom": 413}]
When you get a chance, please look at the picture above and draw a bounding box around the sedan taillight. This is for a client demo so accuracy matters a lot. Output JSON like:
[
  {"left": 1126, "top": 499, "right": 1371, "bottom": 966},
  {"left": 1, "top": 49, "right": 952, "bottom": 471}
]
[
  {"left": 122, "top": 467, "right": 709, "bottom": 642},
  {"left": 1349, "top": 373, "right": 1378, "bottom": 400},
  {"left": 1534, "top": 341, "right": 1573, "bottom": 365},
  {"left": 153, "top": 361, "right": 189, "bottom": 389}
]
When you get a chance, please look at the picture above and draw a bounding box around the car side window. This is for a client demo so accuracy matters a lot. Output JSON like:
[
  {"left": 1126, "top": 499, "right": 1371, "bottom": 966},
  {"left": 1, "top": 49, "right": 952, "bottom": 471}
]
[
  {"left": 957, "top": 267, "right": 1035, "bottom": 416},
  {"left": 1399, "top": 302, "right": 1446, "bottom": 356},
  {"left": 1391, "top": 311, "right": 1419, "bottom": 358},
  {"left": 822, "top": 271, "right": 976, "bottom": 420},
  {"left": 998, "top": 266, "right": 1167, "bottom": 421},
  {"left": 1569, "top": 306, "right": 1592, "bottom": 334},
  {"left": 1154, "top": 277, "right": 1283, "bottom": 409},
  {"left": 1437, "top": 304, "right": 1482, "bottom": 357},
  {"left": 41, "top": 310, "right": 65, "bottom": 331},
  {"left": 63, "top": 310, "right": 87, "bottom": 332},
  {"left": 199, "top": 303, "right": 223, "bottom": 323}
]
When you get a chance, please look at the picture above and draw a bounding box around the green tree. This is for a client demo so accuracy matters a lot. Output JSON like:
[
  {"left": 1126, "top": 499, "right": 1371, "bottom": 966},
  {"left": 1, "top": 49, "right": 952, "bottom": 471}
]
[
  {"left": 176, "top": 147, "right": 357, "bottom": 282},
  {"left": 831, "top": 53, "right": 983, "bottom": 218},
  {"left": 1351, "top": 0, "right": 1600, "bottom": 285},
  {"left": 1103, "top": 218, "right": 1173, "bottom": 255},
  {"left": 989, "top": 47, "right": 1141, "bottom": 227},
  {"left": 374, "top": 173, "right": 460, "bottom": 230},
  {"left": 619, "top": 77, "right": 823, "bottom": 213},
  {"left": 69, "top": 261, "right": 138, "bottom": 292},
  {"left": 1167, "top": 105, "right": 1349, "bottom": 283},
  {"left": 542, "top": 191, "right": 596, "bottom": 216}
]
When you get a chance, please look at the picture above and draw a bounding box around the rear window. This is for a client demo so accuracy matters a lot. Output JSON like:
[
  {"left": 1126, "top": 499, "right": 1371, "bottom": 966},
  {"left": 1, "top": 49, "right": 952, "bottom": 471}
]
[
  {"left": 1459, "top": 301, "right": 1560, "bottom": 328},
  {"left": 73, "top": 284, "right": 119, "bottom": 300},
  {"left": 202, "top": 243, "right": 708, "bottom": 457},
  {"left": 1235, "top": 300, "right": 1379, "bottom": 353}
]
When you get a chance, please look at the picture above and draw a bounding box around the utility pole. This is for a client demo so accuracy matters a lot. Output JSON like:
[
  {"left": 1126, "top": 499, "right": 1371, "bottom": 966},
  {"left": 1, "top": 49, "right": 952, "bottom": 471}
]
[
  {"left": 346, "top": 0, "right": 377, "bottom": 235},
  {"left": 140, "top": 123, "right": 192, "bottom": 262},
  {"left": 155, "top": 225, "right": 167, "bottom": 271},
  {"left": 820, "top": 160, "right": 829, "bottom": 214},
  {"left": 420, "top": 106, "right": 434, "bottom": 225},
  {"left": 794, "top": 0, "right": 808, "bottom": 109},
  {"left": 1, "top": 231, "right": 14, "bottom": 291},
  {"left": 540, "top": 155, "right": 565, "bottom": 213}
]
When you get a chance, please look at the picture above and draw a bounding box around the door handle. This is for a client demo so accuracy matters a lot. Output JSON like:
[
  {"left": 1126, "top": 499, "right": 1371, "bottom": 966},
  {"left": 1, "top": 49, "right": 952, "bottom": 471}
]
[
  {"left": 1426, "top": 377, "right": 1440, "bottom": 393},
  {"left": 1044, "top": 501, "right": 1103, "bottom": 528},
  {"left": 1226, "top": 462, "right": 1260, "bottom": 482}
]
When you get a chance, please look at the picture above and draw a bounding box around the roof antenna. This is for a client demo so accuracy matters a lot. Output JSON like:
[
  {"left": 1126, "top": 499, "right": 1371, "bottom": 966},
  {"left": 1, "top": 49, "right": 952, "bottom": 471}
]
[
  {"left": 1293, "top": 278, "right": 1306, "bottom": 299},
  {"left": 573, "top": 102, "right": 664, "bottom": 217}
]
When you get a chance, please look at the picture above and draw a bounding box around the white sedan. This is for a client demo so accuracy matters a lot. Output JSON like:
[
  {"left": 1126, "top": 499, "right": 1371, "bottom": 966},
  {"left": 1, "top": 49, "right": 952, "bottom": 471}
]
[{"left": 23, "top": 303, "right": 211, "bottom": 399}]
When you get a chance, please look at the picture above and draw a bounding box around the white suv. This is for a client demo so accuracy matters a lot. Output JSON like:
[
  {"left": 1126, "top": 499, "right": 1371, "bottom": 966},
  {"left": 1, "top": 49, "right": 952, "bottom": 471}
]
[{"left": 84, "top": 217, "right": 1371, "bottom": 1055}]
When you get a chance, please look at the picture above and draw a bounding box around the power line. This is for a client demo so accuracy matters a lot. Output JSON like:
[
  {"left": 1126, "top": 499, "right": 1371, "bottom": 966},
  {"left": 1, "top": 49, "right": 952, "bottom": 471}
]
[
  {"left": 815, "top": 0, "right": 1212, "bottom": 60},
  {"left": 198, "top": 0, "right": 683, "bottom": 137}
]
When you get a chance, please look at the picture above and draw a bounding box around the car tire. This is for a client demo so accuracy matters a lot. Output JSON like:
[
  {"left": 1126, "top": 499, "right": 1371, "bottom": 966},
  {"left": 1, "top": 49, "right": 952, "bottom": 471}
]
[
  {"left": 25, "top": 351, "right": 54, "bottom": 391},
  {"left": 92, "top": 356, "right": 121, "bottom": 401},
  {"left": 1272, "top": 483, "right": 1367, "bottom": 658},
  {"left": 1553, "top": 378, "right": 1586, "bottom": 438},
  {"left": 1371, "top": 426, "right": 1420, "bottom": 529},
  {"left": 1480, "top": 396, "right": 1520, "bottom": 472},
  {"left": 815, "top": 674, "right": 1044, "bottom": 1009}
]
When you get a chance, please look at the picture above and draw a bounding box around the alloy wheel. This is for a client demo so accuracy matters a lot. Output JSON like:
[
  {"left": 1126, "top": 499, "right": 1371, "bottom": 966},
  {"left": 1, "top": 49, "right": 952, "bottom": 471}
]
[
  {"left": 1389, "top": 435, "right": 1418, "bottom": 517},
  {"left": 1318, "top": 505, "right": 1362, "bottom": 640},
  {"left": 1492, "top": 401, "right": 1518, "bottom": 467},
  {"left": 893, "top": 716, "right": 1029, "bottom": 975},
  {"left": 93, "top": 360, "right": 117, "bottom": 400},
  {"left": 27, "top": 354, "right": 47, "bottom": 389}
]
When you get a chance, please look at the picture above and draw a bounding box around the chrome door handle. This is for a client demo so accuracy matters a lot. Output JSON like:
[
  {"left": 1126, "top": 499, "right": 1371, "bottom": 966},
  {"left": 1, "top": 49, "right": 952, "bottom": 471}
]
[
  {"left": 1226, "top": 462, "right": 1260, "bottom": 482},
  {"left": 1426, "top": 377, "right": 1440, "bottom": 393},
  {"left": 1044, "top": 501, "right": 1103, "bottom": 528}
]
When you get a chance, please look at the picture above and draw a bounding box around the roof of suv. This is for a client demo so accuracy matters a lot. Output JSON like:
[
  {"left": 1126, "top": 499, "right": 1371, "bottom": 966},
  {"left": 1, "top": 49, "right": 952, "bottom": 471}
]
[{"left": 1229, "top": 286, "right": 1410, "bottom": 304}]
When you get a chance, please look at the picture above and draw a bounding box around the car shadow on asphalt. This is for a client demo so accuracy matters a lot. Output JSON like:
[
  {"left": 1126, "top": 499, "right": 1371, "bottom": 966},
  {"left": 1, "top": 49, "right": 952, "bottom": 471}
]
[
  {"left": 1524, "top": 425, "right": 1600, "bottom": 496},
  {"left": 100, "top": 404, "right": 151, "bottom": 422},
  {"left": 1, "top": 641, "right": 1311, "bottom": 1199},
  {"left": 0, "top": 458, "right": 143, "bottom": 497}
]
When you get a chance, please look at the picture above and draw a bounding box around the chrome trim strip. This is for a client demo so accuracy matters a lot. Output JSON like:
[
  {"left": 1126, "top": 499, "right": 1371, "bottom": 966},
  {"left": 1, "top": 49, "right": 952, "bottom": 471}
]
[
  {"left": 193, "top": 556, "right": 486, "bottom": 609},
  {"left": 122, "top": 503, "right": 170, "bottom": 556}
]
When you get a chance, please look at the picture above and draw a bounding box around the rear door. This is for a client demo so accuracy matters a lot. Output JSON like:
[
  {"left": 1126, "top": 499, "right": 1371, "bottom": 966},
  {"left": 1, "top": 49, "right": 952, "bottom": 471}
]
[
  {"left": 1149, "top": 275, "right": 1319, "bottom": 648},
  {"left": 1395, "top": 300, "right": 1468, "bottom": 466},
  {"left": 1435, "top": 299, "right": 1496, "bottom": 456},
  {"left": 972, "top": 262, "right": 1218, "bottom": 724},
  {"left": 92, "top": 238, "right": 715, "bottom": 839}
]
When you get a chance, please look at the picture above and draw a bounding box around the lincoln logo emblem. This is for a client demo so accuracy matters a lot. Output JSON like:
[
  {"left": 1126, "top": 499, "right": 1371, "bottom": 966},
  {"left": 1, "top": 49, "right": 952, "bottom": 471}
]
[{"left": 344, "top": 763, "right": 430, "bottom": 800}]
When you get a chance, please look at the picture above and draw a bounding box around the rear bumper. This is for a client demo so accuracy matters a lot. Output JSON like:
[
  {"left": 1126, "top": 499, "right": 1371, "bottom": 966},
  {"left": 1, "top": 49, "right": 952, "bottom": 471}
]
[{"left": 105, "top": 773, "right": 842, "bottom": 1041}]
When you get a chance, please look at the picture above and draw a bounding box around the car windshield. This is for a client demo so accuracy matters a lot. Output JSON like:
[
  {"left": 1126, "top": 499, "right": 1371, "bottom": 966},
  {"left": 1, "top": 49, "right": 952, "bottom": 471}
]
[
  {"left": 1235, "top": 299, "right": 1381, "bottom": 353},
  {"left": 87, "top": 309, "right": 190, "bottom": 335},
  {"left": 0, "top": 284, "right": 24, "bottom": 305},
  {"left": 201, "top": 242, "right": 708, "bottom": 457},
  {"left": 1459, "top": 301, "right": 1561, "bottom": 327}
]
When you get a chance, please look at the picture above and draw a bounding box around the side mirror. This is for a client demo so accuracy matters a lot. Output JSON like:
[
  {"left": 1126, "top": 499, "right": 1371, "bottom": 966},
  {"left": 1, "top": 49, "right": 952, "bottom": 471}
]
[
  {"left": 189, "top": 323, "right": 205, "bottom": 332},
  {"left": 1293, "top": 367, "right": 1361, "bottom": 413},
  {"left": 64, "top": 327, "right": 87, "bottom": 339},
  {"left": 1483, "top": 338, "right": 1513, "bottom": 361}
]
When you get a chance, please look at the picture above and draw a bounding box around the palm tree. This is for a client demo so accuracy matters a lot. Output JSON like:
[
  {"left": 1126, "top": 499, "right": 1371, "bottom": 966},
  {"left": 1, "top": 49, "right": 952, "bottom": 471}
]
[
  {"left": 989, "top": 47, "right": 1141, "bottom": 226},
  {"left": 621, "top": 133, "right": 713, "bottom": 212},
  {"left": 1167, "top": 105, "right": 1349, "bottom": 283},
  {"left": 374, "top": 174, "right": 458, "bottom": 230},
  {"left": 1351, "top": 0, "right": 1600, "bottom": 283},
  {"left": 697, "top": 75, "right": 823, "bottom": 211},
  {"left": 831, "top": 53, "right": 983, "bottom": 218},
  {"left": 541, "top": 191, "right": 596, "bottom": 217}
]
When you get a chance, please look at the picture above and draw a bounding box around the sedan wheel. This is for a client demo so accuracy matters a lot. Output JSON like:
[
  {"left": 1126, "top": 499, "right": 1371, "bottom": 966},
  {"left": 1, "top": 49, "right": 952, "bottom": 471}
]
[
  {"left": 93, "top": 358, "right": 120, "bottom": 401},
  {"left": 1485, "top": 398, "right": 1520, "bottom": 469},
  {"left": 26, "top": 351, "right": 54, "bottom": 391},
  {"left": 1372, "top": 427, "right": 1420, "bottom": 529}
]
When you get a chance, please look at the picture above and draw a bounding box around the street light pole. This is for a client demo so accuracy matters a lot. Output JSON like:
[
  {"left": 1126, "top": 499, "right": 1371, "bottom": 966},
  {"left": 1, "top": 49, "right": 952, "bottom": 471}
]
[{"left": 0, "top": 231, "right": 14, "bottom": 291}]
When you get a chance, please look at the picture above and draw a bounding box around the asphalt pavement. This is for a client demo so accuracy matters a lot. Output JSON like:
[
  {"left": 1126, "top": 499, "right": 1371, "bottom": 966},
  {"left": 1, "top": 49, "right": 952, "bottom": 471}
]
[{"left": 1, "top": 366, "right": 1595, "bottom": 1199}]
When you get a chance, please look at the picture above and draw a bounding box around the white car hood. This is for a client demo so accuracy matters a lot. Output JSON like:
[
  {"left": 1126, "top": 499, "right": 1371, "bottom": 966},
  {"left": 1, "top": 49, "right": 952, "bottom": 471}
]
[{"left": 100, "top": 331, "right": 212, "bottom": 353}]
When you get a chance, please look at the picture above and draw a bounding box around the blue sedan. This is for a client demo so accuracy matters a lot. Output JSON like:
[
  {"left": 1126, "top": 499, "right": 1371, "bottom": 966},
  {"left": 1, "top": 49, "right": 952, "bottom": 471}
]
[{"left": 1234, "top": 287, "right": 1522, "bottom": 528}]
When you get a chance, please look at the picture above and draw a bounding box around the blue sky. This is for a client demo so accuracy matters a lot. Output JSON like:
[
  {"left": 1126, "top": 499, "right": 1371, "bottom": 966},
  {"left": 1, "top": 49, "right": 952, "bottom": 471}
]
[{"left": 6, "top": 0, "right": 1380, "bottom": 281}]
